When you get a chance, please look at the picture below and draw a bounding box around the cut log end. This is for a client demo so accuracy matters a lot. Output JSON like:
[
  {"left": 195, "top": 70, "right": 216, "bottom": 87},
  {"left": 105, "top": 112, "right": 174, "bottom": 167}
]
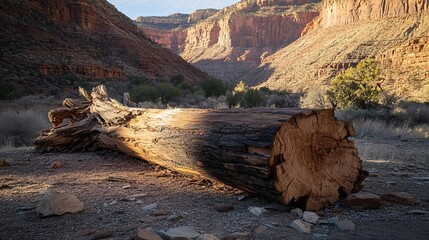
[
  {"left": 270, "top": 110, "right": 361, "bottom": 211},
  {"left": 34, "top": 85, "right": 366, "bottom": 211}
]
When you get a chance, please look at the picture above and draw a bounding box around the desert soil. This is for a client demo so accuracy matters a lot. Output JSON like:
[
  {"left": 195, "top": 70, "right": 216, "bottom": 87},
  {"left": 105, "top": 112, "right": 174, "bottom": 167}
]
[{"left": 1, "top": 139, "right": 428, "bottom": 240}]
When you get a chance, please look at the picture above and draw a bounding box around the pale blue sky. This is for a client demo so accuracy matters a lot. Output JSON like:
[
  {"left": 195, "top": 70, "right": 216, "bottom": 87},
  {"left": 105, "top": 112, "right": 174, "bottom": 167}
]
[{"left": 108, "top": 0, "right": 240, "bottom": 20}]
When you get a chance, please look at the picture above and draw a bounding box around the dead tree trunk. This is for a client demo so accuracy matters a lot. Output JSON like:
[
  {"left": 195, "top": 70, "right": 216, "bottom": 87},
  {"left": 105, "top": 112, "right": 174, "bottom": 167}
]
[{"left": 35, "top": 85, "right": 366, "bottom": 211}]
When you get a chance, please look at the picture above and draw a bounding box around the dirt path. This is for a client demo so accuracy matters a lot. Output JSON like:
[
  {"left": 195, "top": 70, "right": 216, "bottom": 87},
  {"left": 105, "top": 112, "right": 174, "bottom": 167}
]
[{"left": 1, "top": 139, "right": 428, "bottom": 240}]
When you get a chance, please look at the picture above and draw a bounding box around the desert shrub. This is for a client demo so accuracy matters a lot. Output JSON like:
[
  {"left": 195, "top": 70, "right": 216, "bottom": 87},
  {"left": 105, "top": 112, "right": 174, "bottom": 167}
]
[
  {"left": 199, "top": 78, "right": 227, "bottom": 98},
  {"left": 129, "top": 76, "right": 149, "bottom": 86},
  {"left": 301, "top": 87, "right": 331, "bottom": 108},
  {"left": 243, "top": 89, "right": 264, "bottom": 107},
  {"left": 327, "top": 58, "right": 383, "bottom": 109},
  {"left": 0, "top": 109, "right": 50, "bottom": 148},
  {"left": 171, "top": 74, "right": 185, "bottom": 86},
  {"left": 156, "top": 83, "right": 181, "bottom": 103},
  {"left": 130, "top": 84, "right": 160, "bottom": 103}
]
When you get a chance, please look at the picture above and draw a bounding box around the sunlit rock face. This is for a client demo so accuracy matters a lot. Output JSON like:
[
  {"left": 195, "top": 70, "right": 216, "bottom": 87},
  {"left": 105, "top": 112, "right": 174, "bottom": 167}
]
[{"left": 138, "top": 0, "right": 321, "bottom": 83}]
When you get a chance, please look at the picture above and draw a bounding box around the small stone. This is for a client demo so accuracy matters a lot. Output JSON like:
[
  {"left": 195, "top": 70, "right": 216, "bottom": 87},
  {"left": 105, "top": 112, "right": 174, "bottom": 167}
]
[
  {"left": 140, "top": 215, "right": 166, "bottom": 223},
  {"left": 345, "top": 193, "right": 383, "bottom": 209},
  {"left": 313, "top": 233, "right": 328, "bottom": 239},
  {"left": 289, "top": 220, "right": 311, "bottom": 233},
  {"left": 122, "top": 185, "right": 131, "bottom": 189},
  {"left": 36, "top": 192, "right": 84, "bottom": 216},
  {"left": 412, "top": 177, "right": 429, "bottom": 181},
  {"left": 72, "top": 228, "right": 96, "bottom": 238},
  {"left": 0, "top": 159, "right": 10, "bottom": 167},
  {"left": 326, "top": 217, "right": 339, "bottom": 224},
  {"left": 407, "top": 210, "right": 429, "bottom": 215},
  {"left": 291, "top": 208, "right": 303, "bottom": 218},
  {"left": 393, "top": 167, "right": 399, "bottom": 172},
  {"left": 315, "top": 211, "right": 324, "bottom": 216},
  {"left": 127, "top": 193, "right": 148, "bottom": 199},
  {"left": 136, "top": 228, "right": 162, "bottom": 240},
  {"left": 91, "top": 230, "right": 113, "bottom": 240},
  {"left": 248, "top": 207, "right": 268, "bottom": 216},
  {"left": 330, "top": 208, "right": 342, "bottom": 214},
  {"left": 108, "top": 200, "right": 117, "bottom": 206},
  {"left": 271, "top": 222, "right": 279, "bottom": 226},
  {"left": 167, "top": 214, "right": 183, "bottom": 222},
  {"left": 196, "top": 234, "right": 220, "bottom": 240},
  {"left": 303, "top": 211, "right": 319, "bottom": 224},
  {"left": 317, "top": 220, "right": 329, "bottom": 224},
  {"left": 335, "top": 220, "right": 355, "bottom": 231},
  {"left": 164, "top": 226, "right": 201, "bottom": 240},
  {"left": 254, "top": 225, "right": 268, "bottom": 234},
  {"left": 142, "top": 203, "right": 158, "bottom": 211},
  {"left": 237, "top": 195, "right": 247, "bottom": 201},
  {"left": 153, "top": 209, "right": 170, "bottom": 216},
  {"left": 382, "top": 192, "right": 416, "bottom": 206},
  {"left": 51, "top": 161, "right": 64, "bottom": 169},
  {"left": 214, "top": 204, "right": 233, "bottom": 212},
  {"left": 224, "top": 232, "right": 252, "bottom": 240}
]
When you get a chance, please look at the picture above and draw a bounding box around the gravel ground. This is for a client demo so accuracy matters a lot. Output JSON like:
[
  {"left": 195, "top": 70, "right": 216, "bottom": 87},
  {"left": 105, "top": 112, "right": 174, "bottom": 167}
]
[{"left": 0, "top": 139, "right": 428, "bottom": 240}]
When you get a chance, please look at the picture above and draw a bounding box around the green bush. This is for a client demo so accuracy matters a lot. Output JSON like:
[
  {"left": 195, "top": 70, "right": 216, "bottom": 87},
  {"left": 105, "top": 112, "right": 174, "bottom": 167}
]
[
  {"left": 130, "top": 82, "right": 181, "bottom": 104},
  {"left": 130, "top": 84, "right": 161, "bottom": 103},
  {"left": 171, "top": 74, "right": 185, "bottom": 86},
  {"left": 327, "top": 58, "right": 383, "bottom": 109},
  {"left": 199, "top": 78, "right": 227, "bottom": 97},
  {"left": 243, "top": 89, "right": 264, "bottom": 107}
]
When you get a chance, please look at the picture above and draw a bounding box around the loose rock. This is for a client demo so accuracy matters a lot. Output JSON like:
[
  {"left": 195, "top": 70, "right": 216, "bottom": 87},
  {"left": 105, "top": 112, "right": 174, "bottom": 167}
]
[
  {"left": 51, "top": 161, "right": 64, "bottom": 169},
  {"left": 303, "top": 211, "right": 319, "bottom": 224},
  {"left": 407, "top": 210, "right": 429, "bottom": 215},
  {"left": 196, "top": 234, "right": 220, "bottom": 240},
  {"left": 345, "top": 193, "right": 383, "bottom": 209},
  {"left": 289, "top": 220, "right": 311, "bottom": 233},
  {"left": 382, "top": 192, "right": 416, "bottom": 206},
  {"left": 36, "top": 192, "right": 84, "bottom": 216},
  {"left": 153, "top": 209, "right": 170, "bottom": 216},
  {"left": 335, "top": 220, "right": 356, "bottom": 231},
  {"left": 248, "top": 207, "right": 267, "bottom": 216},
  {"left": 142, "top": 203, "right": 158, "bottom": 211},
  {"left": 136, "top": 228, "right": 162, "bottom": 240},
  {"left": 91, "top": 230, "right": 113, "bottom": 240},
  {"left": 122, "top": 184, "right": 131, "bottom": 189},
  {"left": 164, "top": 226, "right": 201, "bottom": 240},
  {"left": 291, "top": 208, "right": 303, "bottom": 218},
  {"left": 224, "top": 232, "right": 252, "bottom": 240},
  {"left": 214, "top": 204, "right": 233, "bottom": 213},
  {"left": 254, "top": 225, "right": 268, "bottom": 234},
  {"left": 326, "top": 217, "right": 339, "bottom": 224},
  {"left": 73, "top": 228, "right": 96, "bottom": 238},
  {"left": 0, "top": 159, "right": 10, "bottom": 167}
]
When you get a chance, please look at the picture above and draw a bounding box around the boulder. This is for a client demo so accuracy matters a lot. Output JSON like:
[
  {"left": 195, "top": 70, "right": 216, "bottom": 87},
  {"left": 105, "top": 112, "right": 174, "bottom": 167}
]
[
  {"left": 136, "top": 228, "right": 162, "bottom": 240},
  {"left": 382, "top": 192, "right": 416, "bottom": 206},
  {"left": 345, "top": 193, "right": 383, "bottom": 209},
  {"left": 36, "top": 192, "right": 84, "bottom": 216}
]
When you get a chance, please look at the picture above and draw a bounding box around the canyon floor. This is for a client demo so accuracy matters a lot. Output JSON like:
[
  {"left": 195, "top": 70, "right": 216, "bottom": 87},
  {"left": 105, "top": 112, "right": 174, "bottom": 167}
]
[{"left": 0, "top": 139, "right": 428, "bottom": 240}]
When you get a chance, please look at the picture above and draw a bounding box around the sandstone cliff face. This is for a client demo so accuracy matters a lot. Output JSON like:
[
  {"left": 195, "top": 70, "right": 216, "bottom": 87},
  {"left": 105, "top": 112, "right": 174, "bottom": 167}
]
[
  {"left": 0, "top": 0, "right": 207, "bottom": 96},
  {"left": 139, "top": 0, "right": 321, "bottom": 83},
  {"left": 250, "top": 0, "right": 429, "bottom": 101}
]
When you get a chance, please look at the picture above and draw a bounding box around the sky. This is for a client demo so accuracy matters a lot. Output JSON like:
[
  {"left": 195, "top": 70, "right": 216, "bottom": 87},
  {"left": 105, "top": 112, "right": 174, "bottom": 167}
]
[{"left": 107, "top": 0, "right": 241, "bottom": 20}]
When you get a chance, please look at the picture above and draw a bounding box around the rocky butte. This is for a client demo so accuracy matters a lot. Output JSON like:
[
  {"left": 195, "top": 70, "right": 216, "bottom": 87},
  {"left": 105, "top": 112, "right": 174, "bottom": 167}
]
[
  {"left": 0, "top": 0, "right": 207, "bottom": 96},
  {"left": 249, "top": 0, "right": 429, "bottom": 101},
  {"left": 137, "top": 0, "right": 321, "bottom": 84}
]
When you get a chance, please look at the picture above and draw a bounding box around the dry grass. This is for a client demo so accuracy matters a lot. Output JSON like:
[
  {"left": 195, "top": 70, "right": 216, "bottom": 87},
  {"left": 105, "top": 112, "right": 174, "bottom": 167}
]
[
  {"left": 0, "top": 108, "right": 50, "bottom": 149},
  {"left": 352, "top": 119, "right": 429, "bottom": 139}
]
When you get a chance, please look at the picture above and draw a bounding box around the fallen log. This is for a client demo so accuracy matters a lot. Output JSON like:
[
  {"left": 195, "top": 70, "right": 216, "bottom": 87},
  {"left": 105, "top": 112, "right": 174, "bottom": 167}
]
[{"left": 35, "top": 85, "right": 367, "bottom": 211}]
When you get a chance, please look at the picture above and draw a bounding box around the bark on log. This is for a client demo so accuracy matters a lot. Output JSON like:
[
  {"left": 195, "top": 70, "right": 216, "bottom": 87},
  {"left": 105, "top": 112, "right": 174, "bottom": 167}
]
[{"left": 34, "top": 85, "right": 367, "bottom": 211}]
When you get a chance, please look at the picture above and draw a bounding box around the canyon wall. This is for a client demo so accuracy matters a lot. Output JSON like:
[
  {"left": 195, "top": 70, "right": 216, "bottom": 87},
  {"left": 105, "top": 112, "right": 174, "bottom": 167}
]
[
  {"left": 139, "top": 0, "right": 321, "bottom": 83},
  {"left": 0, "top": 0, "right": 207, "bottom": 96},
  {"left": 249, "top": 0, "right": 429, "bottom": 101}
]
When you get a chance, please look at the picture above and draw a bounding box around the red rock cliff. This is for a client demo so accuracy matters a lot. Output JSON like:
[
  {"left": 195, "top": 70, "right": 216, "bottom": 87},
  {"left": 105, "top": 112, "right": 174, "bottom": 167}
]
[
  {"left": 0, "top": 0, "right": 207, "bottom": 96},
  {"left": 248, "top": 0, "right": 429, "bottom": 101},
  {"left": 140, "top": 0, "right": 321, "bottom": 83}
]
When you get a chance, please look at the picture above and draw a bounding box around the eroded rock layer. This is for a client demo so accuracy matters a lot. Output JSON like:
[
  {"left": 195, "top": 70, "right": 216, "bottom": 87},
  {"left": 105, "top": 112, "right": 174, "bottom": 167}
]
[
  {"left": 250, "top": 0, "right": 429, "bottom": 101},
  {"left": 138, "top": 0, "right": 321, "bottom": 83},
  {"left": 0, "top": 0, "right": 207, "bottom": 96}
]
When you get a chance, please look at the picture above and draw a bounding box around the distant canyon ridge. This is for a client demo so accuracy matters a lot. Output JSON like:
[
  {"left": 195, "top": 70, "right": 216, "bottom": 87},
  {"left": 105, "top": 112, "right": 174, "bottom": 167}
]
[{"left": 138, "top": 0, "right": 429, "bottom": 101}]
